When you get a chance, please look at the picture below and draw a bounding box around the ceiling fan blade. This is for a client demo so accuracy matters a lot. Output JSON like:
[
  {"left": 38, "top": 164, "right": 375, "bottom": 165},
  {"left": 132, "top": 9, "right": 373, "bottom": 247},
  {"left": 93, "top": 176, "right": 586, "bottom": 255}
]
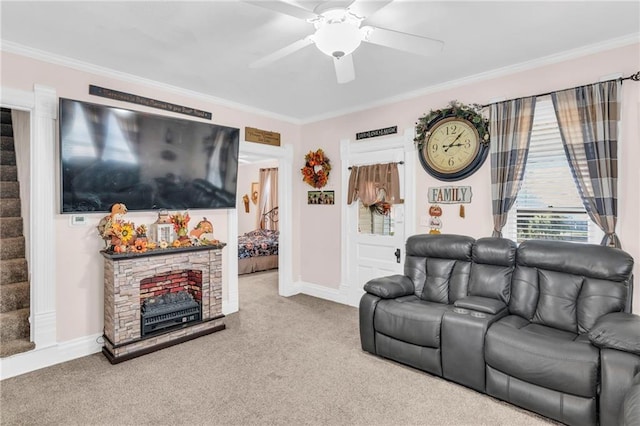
[
  {"left": 364, "top": 26, "right": 444, "bottom": 56},
  {"left": 347, "top": 0, "right": 393, "bottom": 19},
  {"left": 250, "top": 37, "right": 314, "bottom": 68},
  {"left": 244, "top": 1, "right": 318, "bottom": 21},
  {"left": 334, "top": 54, "right": 355, "bottom": 84}
]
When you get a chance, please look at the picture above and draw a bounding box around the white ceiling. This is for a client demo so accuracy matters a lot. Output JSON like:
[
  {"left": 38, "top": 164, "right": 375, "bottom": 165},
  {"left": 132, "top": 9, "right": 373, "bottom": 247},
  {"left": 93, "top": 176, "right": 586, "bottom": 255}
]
[{"left": 1, "top": 1, "right": 639, "bottom": 122}]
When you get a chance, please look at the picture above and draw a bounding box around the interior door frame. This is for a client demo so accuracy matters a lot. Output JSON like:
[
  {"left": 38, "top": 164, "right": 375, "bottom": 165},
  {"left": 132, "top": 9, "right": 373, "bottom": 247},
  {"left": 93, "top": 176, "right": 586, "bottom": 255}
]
[
  {"left": 226, "top": 140, "right": 293, "bottom": 313},
  {"left": 340, "top": 128, "right": 416, "bottom": 307}
]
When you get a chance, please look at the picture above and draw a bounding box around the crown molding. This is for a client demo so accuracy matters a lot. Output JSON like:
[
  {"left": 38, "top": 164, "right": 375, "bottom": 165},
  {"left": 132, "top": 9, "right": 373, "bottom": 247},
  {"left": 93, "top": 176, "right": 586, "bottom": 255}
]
[
  {"left": 0, "top": 40, "right": 303, "bottom": 125},
  {"left": 299, "top": 33, "right": 640, "bottom": 124},
  {"left": 2, "top": 33, "right": 638, "bottom": 126}
]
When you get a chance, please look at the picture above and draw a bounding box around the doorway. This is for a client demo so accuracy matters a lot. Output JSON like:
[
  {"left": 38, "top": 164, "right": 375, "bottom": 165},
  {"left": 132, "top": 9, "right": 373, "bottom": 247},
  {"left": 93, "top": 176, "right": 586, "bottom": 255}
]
[{"left": 226, "top": 141, "right": 293, "bottom": 314}]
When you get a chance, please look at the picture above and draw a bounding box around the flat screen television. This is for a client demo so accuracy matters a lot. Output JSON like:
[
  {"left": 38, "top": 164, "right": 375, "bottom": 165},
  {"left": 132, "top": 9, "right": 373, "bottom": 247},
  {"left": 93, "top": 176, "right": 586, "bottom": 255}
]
[{"left": 59, "top": 98, "right": 240, "bottom": 213}]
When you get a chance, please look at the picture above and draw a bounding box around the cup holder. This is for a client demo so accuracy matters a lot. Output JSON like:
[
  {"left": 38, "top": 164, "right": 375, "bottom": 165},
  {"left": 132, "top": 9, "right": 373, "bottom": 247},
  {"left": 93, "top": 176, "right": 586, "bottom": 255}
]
[
  {"left": 471, "top": 312, "right": 487, "bottom": 319},
  {"left": 453, "top": 308, "right": 469, "bottom": 315}
]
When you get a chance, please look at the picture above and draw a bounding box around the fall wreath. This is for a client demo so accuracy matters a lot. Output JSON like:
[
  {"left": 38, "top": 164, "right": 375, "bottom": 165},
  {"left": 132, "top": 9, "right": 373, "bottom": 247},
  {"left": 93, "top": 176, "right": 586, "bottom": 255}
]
[{"left": 301, "top": 149, "right": 331, "bottom": 188}]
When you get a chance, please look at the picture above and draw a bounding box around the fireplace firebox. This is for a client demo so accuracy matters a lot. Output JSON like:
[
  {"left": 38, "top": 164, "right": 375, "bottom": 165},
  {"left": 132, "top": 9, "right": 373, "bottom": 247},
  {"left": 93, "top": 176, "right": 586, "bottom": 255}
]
[{"left": 141, "top": 291, "right": 201, "bottom": 336}]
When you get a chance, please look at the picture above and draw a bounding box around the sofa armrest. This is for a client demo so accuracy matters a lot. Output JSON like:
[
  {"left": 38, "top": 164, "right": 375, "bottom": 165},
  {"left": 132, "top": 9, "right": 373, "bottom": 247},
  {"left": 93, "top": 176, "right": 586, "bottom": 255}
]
[
  {"left": 363, "top": 275, "right": 414, "bottom": 299},
  {"left": 588, "top": 312, "right": 640, "bottom": 355},
  {"left": 454, "top": 296, "right": 507, "bottom": 315},
  {"left": 622, "top": 372, "right": 640, "bottom": 426}
]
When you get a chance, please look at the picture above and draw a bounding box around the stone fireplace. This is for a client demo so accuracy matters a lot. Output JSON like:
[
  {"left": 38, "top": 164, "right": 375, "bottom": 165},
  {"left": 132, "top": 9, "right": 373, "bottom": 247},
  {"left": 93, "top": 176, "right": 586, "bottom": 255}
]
[{"left": 102, "top": 244, "right": 226, "bottom": 363}]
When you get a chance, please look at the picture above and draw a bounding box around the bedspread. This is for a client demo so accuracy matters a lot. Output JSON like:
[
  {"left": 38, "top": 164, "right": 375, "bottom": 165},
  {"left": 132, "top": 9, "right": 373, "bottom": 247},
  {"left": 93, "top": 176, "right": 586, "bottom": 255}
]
[{"left": 238, "top": 229, "right": 279, "bottom": 259}]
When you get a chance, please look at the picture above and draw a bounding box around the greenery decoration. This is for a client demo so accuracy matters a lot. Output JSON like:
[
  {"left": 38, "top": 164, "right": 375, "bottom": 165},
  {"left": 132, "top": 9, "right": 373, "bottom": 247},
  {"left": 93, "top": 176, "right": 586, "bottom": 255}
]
[{"left": 414, "top": 100, "right": 490, "bottom": 150}]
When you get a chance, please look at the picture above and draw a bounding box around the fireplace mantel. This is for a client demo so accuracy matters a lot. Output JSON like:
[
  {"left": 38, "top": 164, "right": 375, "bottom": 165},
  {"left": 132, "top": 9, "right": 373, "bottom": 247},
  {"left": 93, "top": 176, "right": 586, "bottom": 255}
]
[{"left": 102, "top": 244, "right": 226, "bottom": 363}]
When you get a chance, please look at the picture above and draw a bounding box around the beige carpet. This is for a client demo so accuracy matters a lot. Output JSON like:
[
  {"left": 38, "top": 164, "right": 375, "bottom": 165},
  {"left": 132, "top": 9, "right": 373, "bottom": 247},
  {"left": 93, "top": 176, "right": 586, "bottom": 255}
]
[{"left": 0, "top": 271, "right": 554, "bottom": 425}]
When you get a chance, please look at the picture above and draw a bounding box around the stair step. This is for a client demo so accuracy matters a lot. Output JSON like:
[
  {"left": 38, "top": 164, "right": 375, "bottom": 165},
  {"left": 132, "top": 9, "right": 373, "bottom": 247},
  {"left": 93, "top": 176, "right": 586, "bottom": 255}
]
[
  {"left": 0, "top": 236, "right": 25, "bottom": 260},
  {"left": 0, "top": 258, "right": 28, "bottom": 285},
  {"left": 0, "top": 123, "right": 13, "bottom": 137},
  {"left": 0, "top": 109, "right": 11, "bottom": 124},
  {"left": 0, "top": 198, "right": 21, "bottom": 217},
  {"left": 1, "top": 136, "right": 14, "bottom": 151},
  {"left": 0, "top": 148, "right": 16, "bottom": 166},
  {"left": 0, "top": 308, "right": 30, "bottom": 343},
  {"left": 0, "top": 338, "right": 35, "bottom": 358},
  {"left": 0, "top": 217, "right": 24, "bottom": 238},
  {"left": 0, "top": 181, "right": 20, "bottom": 198},
  {"left": 0, "top": 281, "right": 30, "bottom": 313},
  {"left": 1, "top": 165, "right": 17, "bottom": 181}
]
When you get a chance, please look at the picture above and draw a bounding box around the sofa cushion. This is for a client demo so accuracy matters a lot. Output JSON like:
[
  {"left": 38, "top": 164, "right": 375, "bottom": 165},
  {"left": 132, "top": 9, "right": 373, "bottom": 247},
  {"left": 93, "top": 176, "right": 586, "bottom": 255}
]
[
  {"left": 509, "top": 241, "right": 633, "bottom": 335},
  {"left": 467, "top": 238, "right": 516, "bottom": 304},
  {"left": 532, "top": 269, "right": 583, "bottom": 333},
  {"left": 374, "top": 297, "right": 450, "bottom": 348},
  {"left": 405, "top": 234, "right": 473, "bottom": 303},
  {"left": 486, "top": 316, "right": 600, "bottom": 398}
]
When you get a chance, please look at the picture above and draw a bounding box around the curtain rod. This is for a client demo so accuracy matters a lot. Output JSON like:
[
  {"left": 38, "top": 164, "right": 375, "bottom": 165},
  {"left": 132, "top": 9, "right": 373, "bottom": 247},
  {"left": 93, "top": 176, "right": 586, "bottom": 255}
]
[
  {"left": 482, "top": 71, "right": 640, "bottom": 109},
  {"left": 348, "top": 161, "right": 404, "bottom": 171}
]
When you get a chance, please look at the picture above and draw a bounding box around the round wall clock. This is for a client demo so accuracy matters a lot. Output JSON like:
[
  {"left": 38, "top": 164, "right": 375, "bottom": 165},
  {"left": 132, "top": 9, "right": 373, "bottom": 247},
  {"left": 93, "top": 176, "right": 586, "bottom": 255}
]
[{"left": 418, "top": 116, "right": 489, "bottom": 181}]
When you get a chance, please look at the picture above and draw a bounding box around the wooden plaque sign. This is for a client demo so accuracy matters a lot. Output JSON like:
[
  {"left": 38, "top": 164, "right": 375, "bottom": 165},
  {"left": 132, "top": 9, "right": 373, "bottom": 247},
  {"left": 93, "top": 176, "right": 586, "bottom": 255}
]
[
  {"left": 428, "top": 186, "right": 473, "bottom": 204},
  {"left": 245, "top": 127, "right": 281, "bottom": 146}
]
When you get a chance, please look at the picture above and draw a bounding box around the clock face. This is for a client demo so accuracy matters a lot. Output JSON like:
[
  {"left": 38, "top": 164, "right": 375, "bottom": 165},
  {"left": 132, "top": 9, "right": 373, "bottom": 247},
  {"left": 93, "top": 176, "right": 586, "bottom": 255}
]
[{"left": 422, "top": 117, "right": 480, "bottom": 175}]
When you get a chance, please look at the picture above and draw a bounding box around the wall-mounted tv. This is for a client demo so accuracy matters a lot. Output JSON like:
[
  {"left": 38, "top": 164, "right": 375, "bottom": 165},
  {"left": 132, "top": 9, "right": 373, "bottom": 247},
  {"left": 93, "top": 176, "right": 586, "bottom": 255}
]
[{"left": 59, "top": 98, "right": 240, "bottom": 213}]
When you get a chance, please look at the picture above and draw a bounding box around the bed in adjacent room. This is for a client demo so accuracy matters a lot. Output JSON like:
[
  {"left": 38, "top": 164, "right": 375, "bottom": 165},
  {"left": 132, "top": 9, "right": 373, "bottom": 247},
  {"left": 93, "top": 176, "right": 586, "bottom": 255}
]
[{"left": 238, "top": 229, "right": 279, "bottom": 274}]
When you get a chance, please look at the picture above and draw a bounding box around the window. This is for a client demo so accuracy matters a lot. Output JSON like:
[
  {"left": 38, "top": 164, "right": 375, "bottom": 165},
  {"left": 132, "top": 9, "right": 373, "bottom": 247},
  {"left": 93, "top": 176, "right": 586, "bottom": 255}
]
[
  {"left": 358, "top": 201, "right": 395, "bottom": 235},
  {"left": 504, "top": 97, "right": 601, "bottom": 244}
]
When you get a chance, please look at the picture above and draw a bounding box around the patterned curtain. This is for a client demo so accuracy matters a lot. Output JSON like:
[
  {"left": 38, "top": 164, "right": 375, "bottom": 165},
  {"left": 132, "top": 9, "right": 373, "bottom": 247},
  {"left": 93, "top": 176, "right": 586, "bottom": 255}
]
[
  {"left": 490, "top": 97, "right": 537, "bottom": 237},
  {"left": 258, "top": 168, "right": 278, "bottom": 231},
  {"left": 551, "top": 80, "right": 622, "bottom": 248},
  {"left": 347, "top": 163, "right": 400, "bottom": 207}
]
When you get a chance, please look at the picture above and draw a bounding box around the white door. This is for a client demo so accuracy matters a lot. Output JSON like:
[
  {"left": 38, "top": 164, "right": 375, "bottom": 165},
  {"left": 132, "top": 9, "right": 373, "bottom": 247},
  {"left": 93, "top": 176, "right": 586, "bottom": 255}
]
[{"left": 341, "top": 129, "right": 415, "bottom": 306}]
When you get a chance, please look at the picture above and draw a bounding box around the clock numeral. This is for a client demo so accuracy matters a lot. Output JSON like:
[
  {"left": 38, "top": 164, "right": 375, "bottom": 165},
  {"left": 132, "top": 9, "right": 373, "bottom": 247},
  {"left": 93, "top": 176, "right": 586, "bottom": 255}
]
[
  {"left": 446, "top": 125, "right": 457, "bottom": 136},
  {"left": 465, "top": 140, "right": 471, "bottom": 148},
  {"left": 448, "top": 158, "right": 455, "bottom": 167},
  {"left": 431, "top": 144, "right": 438, "bottom": 153}
]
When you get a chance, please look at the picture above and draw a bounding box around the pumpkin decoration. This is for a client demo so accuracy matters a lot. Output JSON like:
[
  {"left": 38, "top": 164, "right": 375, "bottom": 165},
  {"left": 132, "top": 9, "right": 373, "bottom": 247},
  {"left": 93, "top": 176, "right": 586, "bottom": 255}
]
[
  {"left": 429, "top": 205, "right": 443, "bottom": 217},
  {"left": 190, "top": 217, "right": 214, "bottom": 239}
]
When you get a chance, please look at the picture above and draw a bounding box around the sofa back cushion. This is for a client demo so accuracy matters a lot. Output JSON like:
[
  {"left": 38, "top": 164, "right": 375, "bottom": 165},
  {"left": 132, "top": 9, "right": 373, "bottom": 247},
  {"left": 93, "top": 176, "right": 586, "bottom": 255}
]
[
  {"left": 510, "top": 240, "right": 634, "bottom": 334},
  {"left": 468, "top": 238, "right": 517, "bottom": 304},
  {"left": 405, "top": 234, "right": 474, "bottom": 304}
]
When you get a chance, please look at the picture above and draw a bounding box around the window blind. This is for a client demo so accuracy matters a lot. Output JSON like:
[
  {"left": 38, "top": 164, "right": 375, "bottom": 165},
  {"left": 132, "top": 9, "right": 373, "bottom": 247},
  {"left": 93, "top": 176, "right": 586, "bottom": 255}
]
[{"left": 510, "top": 97, "right": 590, "bottom": 243}]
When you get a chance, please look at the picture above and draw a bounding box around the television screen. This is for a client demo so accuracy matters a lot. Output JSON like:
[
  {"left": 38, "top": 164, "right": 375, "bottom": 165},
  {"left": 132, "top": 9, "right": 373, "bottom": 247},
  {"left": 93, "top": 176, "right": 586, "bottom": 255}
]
[{"left": 59, "top": 98, "right": 240, "bottom": 213}]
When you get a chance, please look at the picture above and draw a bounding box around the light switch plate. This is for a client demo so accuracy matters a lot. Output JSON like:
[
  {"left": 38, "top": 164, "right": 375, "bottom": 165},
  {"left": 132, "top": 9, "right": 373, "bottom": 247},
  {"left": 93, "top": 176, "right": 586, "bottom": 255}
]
[{"left": 70, "top": 215, "right": 88, "bottom": 226}]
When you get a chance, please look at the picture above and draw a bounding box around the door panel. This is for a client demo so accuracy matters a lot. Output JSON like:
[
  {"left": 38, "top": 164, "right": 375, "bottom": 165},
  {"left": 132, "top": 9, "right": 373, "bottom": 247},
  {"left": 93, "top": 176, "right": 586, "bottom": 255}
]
[{"left": 343, "top": 132, "right": 413, "bottom": 306}]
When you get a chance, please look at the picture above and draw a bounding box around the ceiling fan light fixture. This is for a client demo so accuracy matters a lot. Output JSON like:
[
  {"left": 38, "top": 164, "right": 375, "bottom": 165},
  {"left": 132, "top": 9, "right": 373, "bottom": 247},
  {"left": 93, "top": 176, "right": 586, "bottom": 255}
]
[
  {"left": 311, "top": 9, "right": 364, "bottom": 59},
  {"left": 313, "top": 21, "right": 362, "bottom": 58}
]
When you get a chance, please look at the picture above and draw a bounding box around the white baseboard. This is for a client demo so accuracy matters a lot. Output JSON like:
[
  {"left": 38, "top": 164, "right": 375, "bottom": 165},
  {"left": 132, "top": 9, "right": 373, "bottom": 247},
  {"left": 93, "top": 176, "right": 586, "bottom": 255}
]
[
  {"left": 295, "top": 280, "right": 349, "bottom": 305},
  {"left": 0, "top": 333, "right": 102, "bottom": 380},
  {"left": 222, "top": 298, "right": 239, "bottom": 316}
]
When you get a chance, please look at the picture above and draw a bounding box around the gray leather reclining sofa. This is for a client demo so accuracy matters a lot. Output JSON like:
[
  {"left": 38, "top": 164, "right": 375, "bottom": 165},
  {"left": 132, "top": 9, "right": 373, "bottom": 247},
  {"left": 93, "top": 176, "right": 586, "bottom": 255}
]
[{"left": 359, "top": 234, "right": 640, "bottom": 426}]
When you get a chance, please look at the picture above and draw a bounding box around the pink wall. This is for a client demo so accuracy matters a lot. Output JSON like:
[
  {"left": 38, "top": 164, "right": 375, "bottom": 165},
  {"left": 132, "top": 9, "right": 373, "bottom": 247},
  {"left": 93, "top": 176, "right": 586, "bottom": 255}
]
[
  {"left": 299, "top": 43, "right": 640, "bottom": 312},
  {"left": 1, "top": 41, "right": 639, "bottom": 345}
]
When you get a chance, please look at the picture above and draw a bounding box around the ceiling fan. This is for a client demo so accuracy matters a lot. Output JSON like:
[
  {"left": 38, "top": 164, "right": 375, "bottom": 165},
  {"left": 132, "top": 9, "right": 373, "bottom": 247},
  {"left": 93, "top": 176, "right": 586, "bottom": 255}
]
[{"left": 247, "top": 0, "right": 444, "bottom": 84}]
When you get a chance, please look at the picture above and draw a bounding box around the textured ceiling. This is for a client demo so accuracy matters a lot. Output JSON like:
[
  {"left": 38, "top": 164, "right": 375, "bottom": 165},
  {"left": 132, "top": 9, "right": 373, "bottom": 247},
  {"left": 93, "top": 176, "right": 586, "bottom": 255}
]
[{"left": 1, "top": 1, "right": 639, "bottom": 122}]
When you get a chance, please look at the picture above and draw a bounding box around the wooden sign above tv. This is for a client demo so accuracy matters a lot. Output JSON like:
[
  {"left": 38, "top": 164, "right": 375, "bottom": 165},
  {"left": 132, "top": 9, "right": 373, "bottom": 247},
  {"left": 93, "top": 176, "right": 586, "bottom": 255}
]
[
  {"left": 89, "top": 85, "right": 212, "bottom": 120},
  {"left": 245, "top": 127, "right": 281, "bottom": 146}
]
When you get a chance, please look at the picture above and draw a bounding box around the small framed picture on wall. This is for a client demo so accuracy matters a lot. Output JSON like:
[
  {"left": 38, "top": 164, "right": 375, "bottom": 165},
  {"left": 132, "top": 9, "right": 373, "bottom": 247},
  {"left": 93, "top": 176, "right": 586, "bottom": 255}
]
[{"left": 308, "top": 190, "right": 335, "bottom": 205}]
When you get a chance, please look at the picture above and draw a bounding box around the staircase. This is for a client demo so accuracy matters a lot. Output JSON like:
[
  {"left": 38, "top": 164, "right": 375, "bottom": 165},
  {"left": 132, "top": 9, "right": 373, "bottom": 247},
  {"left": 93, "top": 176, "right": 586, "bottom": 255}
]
[{"left": 0, "top": 107, "right": 35, "bottom": 357}]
